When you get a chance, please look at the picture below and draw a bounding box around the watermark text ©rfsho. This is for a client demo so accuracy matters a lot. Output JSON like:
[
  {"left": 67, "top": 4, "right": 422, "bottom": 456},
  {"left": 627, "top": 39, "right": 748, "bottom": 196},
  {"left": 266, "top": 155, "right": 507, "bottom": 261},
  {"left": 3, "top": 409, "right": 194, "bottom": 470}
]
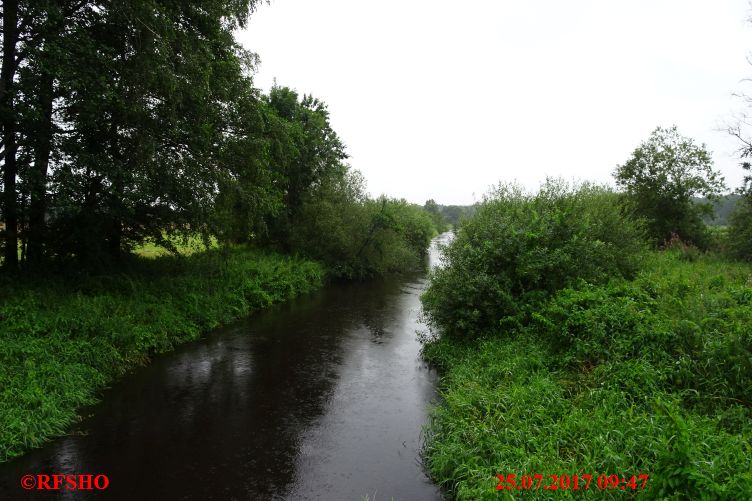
[{"left": 20, "top": 474, "right": 110, "bottom": 491}]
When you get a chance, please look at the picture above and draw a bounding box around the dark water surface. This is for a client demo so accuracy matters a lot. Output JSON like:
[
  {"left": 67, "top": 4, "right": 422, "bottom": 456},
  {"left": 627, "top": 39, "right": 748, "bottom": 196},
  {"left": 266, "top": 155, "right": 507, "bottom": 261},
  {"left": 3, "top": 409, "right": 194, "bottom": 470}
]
[{"left": 1, "top": 235, "right": 451, "bottom": 500}]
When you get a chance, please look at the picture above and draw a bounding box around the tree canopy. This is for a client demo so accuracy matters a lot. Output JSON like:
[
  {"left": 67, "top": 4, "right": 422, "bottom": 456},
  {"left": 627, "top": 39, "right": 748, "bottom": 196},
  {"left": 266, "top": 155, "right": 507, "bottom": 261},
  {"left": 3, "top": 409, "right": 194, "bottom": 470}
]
[{"left": 0, "top": 0, "right": 436, "bottom": 276}]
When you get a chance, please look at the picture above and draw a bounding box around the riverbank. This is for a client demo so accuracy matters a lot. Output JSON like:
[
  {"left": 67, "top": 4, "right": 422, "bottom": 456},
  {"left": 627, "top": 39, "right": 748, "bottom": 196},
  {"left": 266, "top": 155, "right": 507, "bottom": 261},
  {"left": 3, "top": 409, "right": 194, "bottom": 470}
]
[
  {"left": 421, "top": 249, "right": 752, "bottom": 499},
  {"left": 0, "top": 248, "right": 323, "bottom": 462}
]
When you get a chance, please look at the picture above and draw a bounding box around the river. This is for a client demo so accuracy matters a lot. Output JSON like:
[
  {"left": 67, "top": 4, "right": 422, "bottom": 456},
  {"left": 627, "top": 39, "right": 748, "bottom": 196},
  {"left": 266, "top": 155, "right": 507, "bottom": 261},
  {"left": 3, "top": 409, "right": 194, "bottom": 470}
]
[{"left": 0, "top": 234, "right": 452, "bottom": 500}]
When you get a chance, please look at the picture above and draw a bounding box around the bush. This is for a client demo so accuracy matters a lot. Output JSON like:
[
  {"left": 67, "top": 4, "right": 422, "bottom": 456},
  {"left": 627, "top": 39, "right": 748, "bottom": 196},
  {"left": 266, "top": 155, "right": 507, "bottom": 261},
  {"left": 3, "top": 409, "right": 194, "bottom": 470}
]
[
  {"left": 289, "top": 171, "right": 435, "bottom": 279},
  {"left": 727, "top": 198, "right": 752, "bottom": 261},
  {"left": 421, "top": 179, "right": 647, "bottom": 339},
  {"left": 662, "top": 232, "right": 703, "bottom": 262},
  {"left": 533, "top": 251, "right": 752, "bottom": 404}
]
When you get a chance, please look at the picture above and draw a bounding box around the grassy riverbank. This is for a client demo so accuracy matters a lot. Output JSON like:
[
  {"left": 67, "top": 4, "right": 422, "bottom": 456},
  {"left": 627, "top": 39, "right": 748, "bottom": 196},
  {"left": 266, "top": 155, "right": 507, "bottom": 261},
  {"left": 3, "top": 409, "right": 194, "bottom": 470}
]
[
  {"left": 0, "top": 248, "right": 323, "bottom": 462},
  {"left": 422, "top": 250, "right": 752, "bottom": 499}
]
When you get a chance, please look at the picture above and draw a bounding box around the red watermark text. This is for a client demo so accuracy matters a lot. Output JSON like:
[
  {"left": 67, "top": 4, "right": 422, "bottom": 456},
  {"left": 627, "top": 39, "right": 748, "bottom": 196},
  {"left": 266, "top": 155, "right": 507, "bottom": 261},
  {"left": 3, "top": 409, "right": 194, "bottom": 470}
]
[{"left": 20, "top": 474, "right": 110, "bottom": 491}]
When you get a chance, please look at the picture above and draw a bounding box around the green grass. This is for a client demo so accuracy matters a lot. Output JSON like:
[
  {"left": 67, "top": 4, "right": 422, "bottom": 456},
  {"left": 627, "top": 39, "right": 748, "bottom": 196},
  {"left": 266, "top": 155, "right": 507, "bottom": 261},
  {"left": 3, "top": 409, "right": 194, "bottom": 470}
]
[
  {"left": 421, "top": 250, "right": 752, "bottom": 500},
  {"left": 0, "top": 233, "right": 217, "bottom": 264},
  {"left": 132, "top": 233, "right": 219, "bottom": 258},
  {"left": 0, "top": 247, "right": 323, "bottom": 462}
]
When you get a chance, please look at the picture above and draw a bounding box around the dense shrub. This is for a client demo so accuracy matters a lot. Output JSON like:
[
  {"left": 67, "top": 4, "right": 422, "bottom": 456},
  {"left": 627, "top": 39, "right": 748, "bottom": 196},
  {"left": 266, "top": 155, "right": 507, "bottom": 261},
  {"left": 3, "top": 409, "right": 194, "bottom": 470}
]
[
  {"left": 289, "top": 171, "right": 435, "bottom": 279},
  {"left": 421, "top": 180, "right": 646, "bottom": 339},
  {"left": 532, "top": 252, "right": 752, "bottom": 407}
]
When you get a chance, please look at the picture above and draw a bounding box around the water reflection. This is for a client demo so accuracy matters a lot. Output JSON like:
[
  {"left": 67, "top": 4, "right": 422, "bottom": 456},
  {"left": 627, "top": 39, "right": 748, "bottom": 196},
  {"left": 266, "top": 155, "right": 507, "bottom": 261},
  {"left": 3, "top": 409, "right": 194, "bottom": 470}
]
[{"left": 0, "top": 235, "right": 451, "bottom": 500}]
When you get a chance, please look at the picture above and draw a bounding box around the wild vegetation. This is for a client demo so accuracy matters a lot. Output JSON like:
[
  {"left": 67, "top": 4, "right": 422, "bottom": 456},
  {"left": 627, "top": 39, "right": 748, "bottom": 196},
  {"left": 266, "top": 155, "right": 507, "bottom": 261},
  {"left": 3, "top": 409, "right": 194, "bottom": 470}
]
[
  {"left": 0, "top": 248, "right": 323, "bottom": 462},
  {"left": 286, "top": 171, "right": 437, "bottom": 279},
  {"left": 423, "top": 181, "right": 646, "bottom": 341},
  {"left": 0, "top": 1, "right": 440, "bottom": 462},
  {"left": 0, "top": 1, "right": 437, "bottom": 275},
  {"left": 423, "top": 244, "right": 752, "bottom": 498},
  {"left": 4, "top": 2, "right": 752, "bottom": 497},
  {"left": 421, "top": 142, "right": 751, "bottom": 498}
]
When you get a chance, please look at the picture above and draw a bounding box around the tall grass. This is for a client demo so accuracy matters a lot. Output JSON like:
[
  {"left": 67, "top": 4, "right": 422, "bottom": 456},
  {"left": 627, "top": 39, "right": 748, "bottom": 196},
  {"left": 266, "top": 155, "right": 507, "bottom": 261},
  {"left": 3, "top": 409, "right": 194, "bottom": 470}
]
[
  {"left": 422, "top": 251, "right": 752, "bottom": 500},
  {"left": 0, "top": 248, "right": 323, "bottom": 462}
]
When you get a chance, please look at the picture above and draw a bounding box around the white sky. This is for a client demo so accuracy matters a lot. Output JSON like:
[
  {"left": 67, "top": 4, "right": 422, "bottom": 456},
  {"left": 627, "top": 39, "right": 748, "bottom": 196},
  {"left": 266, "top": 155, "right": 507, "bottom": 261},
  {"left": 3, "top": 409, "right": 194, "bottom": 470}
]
[{"left": 237, "top": 0, "right": 752, "bottom": 205}]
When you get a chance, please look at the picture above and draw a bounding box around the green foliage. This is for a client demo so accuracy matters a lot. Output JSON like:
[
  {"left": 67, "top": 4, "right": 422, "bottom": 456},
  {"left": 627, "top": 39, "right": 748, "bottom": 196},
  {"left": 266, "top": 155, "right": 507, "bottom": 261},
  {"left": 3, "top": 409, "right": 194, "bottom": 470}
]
[
  {"left": 423, "top": 199, "right": 450, "bottom": 233},
  {"left": 727, "top": 198, "right": 752, "bottom": 261},
  {"left": 614, "top": 126, "right": 726, "bottom": 248},
  {"left": 22, "top": 1, "right": 264, "bottom": 265},
  {"left": 726, "top": 163, "right": 752, "bottom": 261},
  {"left": 533, "top": 252, "right": 752, "bottom": 406},
  {"left": 261, "top": 85, "right": 349, "bottom": 250},
  {"left": 289, "top": 171, "right": 436, "bottom": 279},
  {"left": 0, "top": 248, "right": 322, "bottom": 462},
  {"left": 422, "top": 179, "right": 646, "bottom": 339},
  {"left": 210, "top": 97, "right": 288, "bottom": 246},
  {"left": 435, "top": 204, "right": 477, "bottom": 228},
  {"left": 421, "top": 251, "right": 752, "bottom": 500},
  {"left": 1, "top": 1, "right": 437, "bottom": 466},
  {"left": 1, "top": 1, "right": 434, "bottom": 279},
  {"left": 133, "top": 233, "right": 219, "bottom": 258},
  {"left": 1, "top": 1, "right": 379, "bottom": 274}
]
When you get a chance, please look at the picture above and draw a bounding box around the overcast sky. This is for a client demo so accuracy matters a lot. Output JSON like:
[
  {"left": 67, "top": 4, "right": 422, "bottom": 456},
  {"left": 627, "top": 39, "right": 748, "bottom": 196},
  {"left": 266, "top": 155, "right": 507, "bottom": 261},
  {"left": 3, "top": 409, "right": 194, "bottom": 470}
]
[{"left": 237, "top": 0, "right": 752, "bottom": 205}]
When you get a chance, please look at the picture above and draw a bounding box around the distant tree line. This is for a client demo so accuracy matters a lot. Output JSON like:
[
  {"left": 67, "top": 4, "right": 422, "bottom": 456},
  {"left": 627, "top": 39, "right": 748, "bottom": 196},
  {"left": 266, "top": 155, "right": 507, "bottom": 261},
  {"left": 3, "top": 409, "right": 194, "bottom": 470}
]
[
  {"left": 0, "top": 1, "right": 437, "bottom": 277},
  {"left": 422, "top": 199, "right": 476, "bottom": 231},
  {"left": 698, "top": 195, "right": 741, "bottom": 226}
]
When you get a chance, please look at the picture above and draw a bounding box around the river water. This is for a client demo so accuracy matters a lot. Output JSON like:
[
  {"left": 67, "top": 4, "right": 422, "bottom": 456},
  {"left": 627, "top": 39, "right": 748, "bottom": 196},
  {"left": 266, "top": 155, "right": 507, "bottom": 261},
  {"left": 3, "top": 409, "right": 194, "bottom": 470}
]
[{"left": 0, "top": 234, "right": 452, "bottom": 500}]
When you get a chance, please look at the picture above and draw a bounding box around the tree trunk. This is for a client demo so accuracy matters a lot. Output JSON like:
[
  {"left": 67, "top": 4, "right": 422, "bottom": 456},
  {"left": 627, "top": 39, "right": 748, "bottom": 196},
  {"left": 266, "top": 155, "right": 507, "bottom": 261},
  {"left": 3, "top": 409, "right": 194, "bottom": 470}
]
[
  {"left": 1, "top": 0, "right": 19, "bottom": 272},
  {"left": 27, "top": 71, "right": 54, "bottom": 268},
  {"left": 108, "top": 218, "right": 122, "bottom": 262}
]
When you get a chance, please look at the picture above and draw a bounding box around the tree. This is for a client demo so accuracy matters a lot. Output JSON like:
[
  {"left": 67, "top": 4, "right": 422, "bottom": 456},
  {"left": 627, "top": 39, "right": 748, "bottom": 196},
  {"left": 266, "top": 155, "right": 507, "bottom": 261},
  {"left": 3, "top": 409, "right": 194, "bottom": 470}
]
[
  {"left": 726, "top": 93, "right": 752, "bottom": 260},
  {"left": 725, "top": 162, "right": 752, "bottom": 260},
  {"left": 1, "top": 0, "right": 431, "bottom": 277},
  {"left": 614, "top": 126, "right": 726, "bottom": 247},
  {"left": 263, "top": 85, "right": 348, "bottom": 250},
  {"left": 423, "top": 199, "right": 449, "bottom": 233},
  {"left": 48, "top": 1, "right": 263, "bottom": 263},
  {"left": 0, "top": 1, "right": 262, "bottom": 268},
  {"left": 1, "top": 0, "right": 18, "bottom": 271}
]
